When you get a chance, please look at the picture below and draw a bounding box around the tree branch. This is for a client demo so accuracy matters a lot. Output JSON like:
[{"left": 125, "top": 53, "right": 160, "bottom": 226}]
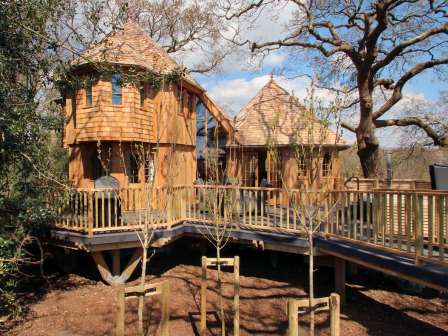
[
  {"left": 375, "top": 117, "right": 448, "bottom": 147},
  {"left": 373, "top": 57, "right": 448, "bottom": 119},
  {"left": 372, "top": 22, "right": 448, "bottom": 73},
  {"left": 341, "top": 121, "right": 357, "bottom": 133}
]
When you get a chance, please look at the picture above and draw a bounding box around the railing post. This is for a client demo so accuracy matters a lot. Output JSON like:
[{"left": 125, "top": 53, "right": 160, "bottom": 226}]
[
  {"left": 413, "top": 193, "right": 423, "bottom": 264},
  {"left": 88, "top": 191, "right": 94, "bottom": 237}
]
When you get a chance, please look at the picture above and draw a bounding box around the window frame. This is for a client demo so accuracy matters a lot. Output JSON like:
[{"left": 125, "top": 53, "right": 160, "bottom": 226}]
[
  {"left": 85, "top": 78, "right": 93, "bottom": 106},
  {"left": 297, "top": 154, "right": 308, "bottom": 177},
  {"left": 111, "top": 74, "right": 122, "bottom": 105},
  {"left": 139, "top": 83, "right": 145, "bottom": 107},
  {"left": 322, "top": 153, "right": 332, "bottom": 177}
]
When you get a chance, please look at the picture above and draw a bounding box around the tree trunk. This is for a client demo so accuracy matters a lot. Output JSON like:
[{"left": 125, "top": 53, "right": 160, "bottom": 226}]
[{"left": 356, "top": 75, "right": 383, "bottom": 178}]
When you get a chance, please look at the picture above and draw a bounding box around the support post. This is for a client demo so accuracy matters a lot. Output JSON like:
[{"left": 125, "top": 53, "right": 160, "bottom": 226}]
[
  {"left": 329, "top": 293, "right": 340, "bottom": 336},
  {"left": 160, "top": 281, "right": 170, "bottom": 336},
  {"left": 120, "top": 248, "right": 143, "bottom": 283},
  {"left": 234, "top": 256, "right": 240, "bottom": 336},
  {"left": 116, "top": 286, "right": 125, "bottom": 336},
  {"left": 92, "top": 251, "right": 113, "bottom": 284},
  {"left": 112, "top": 250, "right": 121, "bottom": 276},
  {"left": 287, "top": 299, "right": 298, "bottom": 336},
  {"left": 334, "top": 257, "right": 346, "bottom": 305},
  {"left": 200, "top": 256, "right": 207, "bottom": 336}
]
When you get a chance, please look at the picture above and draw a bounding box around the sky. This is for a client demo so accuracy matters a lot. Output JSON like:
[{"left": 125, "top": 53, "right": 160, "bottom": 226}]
[
  {"left": 178, "top": 4, "right": 447, "bottom": 148},
  {"left": 189, "top": 52, "right": 446, "bottom": 147}
]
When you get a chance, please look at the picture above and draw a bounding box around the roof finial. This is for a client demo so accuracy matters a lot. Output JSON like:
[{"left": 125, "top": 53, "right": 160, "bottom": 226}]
[{"left": 270, "top": 72, "right": 274, "bottom": 81}]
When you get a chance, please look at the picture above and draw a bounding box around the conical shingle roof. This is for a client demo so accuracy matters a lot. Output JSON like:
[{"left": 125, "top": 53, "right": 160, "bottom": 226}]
[
  {"left": 234, "top": 79, "right": 346, "bottom": 147},
  {"left": 71, "top": 21, "right": 180, "bottom": 74}
]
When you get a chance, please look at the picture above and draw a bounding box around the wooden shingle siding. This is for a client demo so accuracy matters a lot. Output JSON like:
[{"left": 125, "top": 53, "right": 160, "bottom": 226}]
[{"left": 64, "top": 79, "right": 155, "bottom": 144}]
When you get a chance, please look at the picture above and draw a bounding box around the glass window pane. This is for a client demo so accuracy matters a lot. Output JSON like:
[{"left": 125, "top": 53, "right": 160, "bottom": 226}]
[
  {"left": 86, "top": 79, "right": 93, "bottom": 106},
  {"left": 140, "top": 84, "right": 145, "bottom": 106},
  {"left": 112, "top": 74, "right": 122, "bottom": 105}
]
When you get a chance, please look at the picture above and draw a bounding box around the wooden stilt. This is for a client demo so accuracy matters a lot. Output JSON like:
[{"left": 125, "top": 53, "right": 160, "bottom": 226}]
[
  {"left": 92, "top": 251, "right": 113, "bottom": 284},
  {"left": 112, "top": 250, "right": 121, "bottom": 276},
  {"left": 334, "top": 258, "right": 346, "bottom": 305},
  {"left": 120, "top": 248, "right": 143, "bottom": 283}
]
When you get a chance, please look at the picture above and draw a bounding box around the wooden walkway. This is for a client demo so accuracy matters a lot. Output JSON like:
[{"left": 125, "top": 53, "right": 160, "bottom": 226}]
[{"left": 49, "top": 185, "right": 448, "bottom": 290}]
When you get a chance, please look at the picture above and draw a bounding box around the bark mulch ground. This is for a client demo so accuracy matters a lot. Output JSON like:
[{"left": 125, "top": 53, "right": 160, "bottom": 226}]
[{"left": 3, "top": 240, "right": 448, "bottom": 335}]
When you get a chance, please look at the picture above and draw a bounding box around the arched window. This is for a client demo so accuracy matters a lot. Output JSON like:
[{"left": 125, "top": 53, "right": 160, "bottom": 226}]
[{"left": 322, "top": 153, "right": 332, "bottom": 177}]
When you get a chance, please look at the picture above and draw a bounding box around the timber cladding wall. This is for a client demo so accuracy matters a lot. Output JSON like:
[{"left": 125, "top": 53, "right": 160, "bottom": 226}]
[
  {"left": 64, "top": 79, "right": 154, "bottom": 145},
  {"left": 63, "top": 80, "right": 197, "bottom": 147},
  {"left": 226, "top": 147, "right": 341, "bottom": 189}
]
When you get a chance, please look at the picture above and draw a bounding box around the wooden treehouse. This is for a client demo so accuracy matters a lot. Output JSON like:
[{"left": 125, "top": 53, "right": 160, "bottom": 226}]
[
  {"left": 226, "top": 78, "right": 349, "bottom": 190},
  {"left": 49, "top": 22, "right": 448, "bottom": 294},
  {"left": 62, "top": 21, "right": 233, "bottom": 190}
]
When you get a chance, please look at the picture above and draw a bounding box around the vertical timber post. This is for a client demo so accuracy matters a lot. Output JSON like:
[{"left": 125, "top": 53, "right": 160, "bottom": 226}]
[
  {"left": 234, "top": 256, "right": 240, "bottom": 336},
  {"left": 334, "top": 257, "right": 346, "bottom": 305},
  {"left": 112, "top": 250, "right": 121, "bottom": 276},
  {"left": 329, "top": 293, "right": 340, "bottom": 336},
  {"left": 116, "top": 286, "right": 125, "bottom": 336},
  {"left": 200, "top": 256, "right": 207, "bottom": 336},
  {"left": 88, "top": 191, "right": 94, "bottom": 237},
  {"left": 160, "top": 281, "right": 170, "bottom": 336},
  {"left": 287, "top": 299, "right": 298, "bottom": 336}
]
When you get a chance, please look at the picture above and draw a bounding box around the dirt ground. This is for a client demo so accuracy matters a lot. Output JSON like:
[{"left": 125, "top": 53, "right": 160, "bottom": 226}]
[{"left": 3, "top": 239, "right": 448, "bottom": 336}]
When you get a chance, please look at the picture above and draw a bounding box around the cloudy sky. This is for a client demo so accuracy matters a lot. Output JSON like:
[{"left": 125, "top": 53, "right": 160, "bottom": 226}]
[{"left": 173, "top": 3, "right": 447, "bottom": 148}]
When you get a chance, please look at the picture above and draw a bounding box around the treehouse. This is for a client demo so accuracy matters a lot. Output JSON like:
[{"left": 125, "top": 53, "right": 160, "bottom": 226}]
[
  {"left": 60, "top": 21, "right": 233, "bottom": 189},
  {"left": 226, "top": 79, "right": 349, "bottom": 189},
  {"left": 50, "top": 23, "right": 448, "bottom": 293}
]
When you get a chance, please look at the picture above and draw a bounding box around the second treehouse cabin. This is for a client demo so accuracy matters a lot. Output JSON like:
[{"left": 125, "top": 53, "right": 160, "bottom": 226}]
[
  {"left": 227, "top": 79, "right": 349, "bottom": 190},
  {"left": 60, "top": 22, "right": 233, "bottom": 190}
]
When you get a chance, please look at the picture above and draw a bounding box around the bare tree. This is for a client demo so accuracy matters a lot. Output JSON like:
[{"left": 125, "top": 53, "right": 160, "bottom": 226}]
[
  {"left": 53, "top": 0, "right": 229, "bottom": 73},
  {"left": 199, "top": 125, "right": 239, "bottom": 336},
  {"left": 264, "top": 83, "right": 344, "bottom": 335},
  {"left": 220, "top": 0, "right": 448, "bottom": 177}
]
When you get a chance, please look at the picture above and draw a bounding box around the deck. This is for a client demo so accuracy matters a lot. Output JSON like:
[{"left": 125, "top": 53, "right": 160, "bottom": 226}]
[{"left": 48, "top": 185, "right": 448, "bottom": 290}]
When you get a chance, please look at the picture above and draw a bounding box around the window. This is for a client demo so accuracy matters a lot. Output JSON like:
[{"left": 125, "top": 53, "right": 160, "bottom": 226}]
[
  {"left": 322, "top": 153, "right": 332, "bottom": 177},
  {"left": 139, "top": 84, "right": 145, "bottom": 106},
  {"left": 298, "top": 154, "right": 308, "bottom": 177},
  {"left": 112, "top": 74, "right": 122, "bottom": 105},
  {"left": 128, "top": 154, "right": 140, "bottom": 183},
  {"left": 85, "top": 79, "right": 93, "bottom": 106}
]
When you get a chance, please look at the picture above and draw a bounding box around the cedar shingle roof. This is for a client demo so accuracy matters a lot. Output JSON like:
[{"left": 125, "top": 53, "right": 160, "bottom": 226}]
[
  {"left": 71, "top": 21, "right": 181, "bottom": 75},
  {"left": 234, "top": 79, "right": 346, "bottom": 147},
  {"left": 70, "top": 21, "right": 234, "bottom": 135}
]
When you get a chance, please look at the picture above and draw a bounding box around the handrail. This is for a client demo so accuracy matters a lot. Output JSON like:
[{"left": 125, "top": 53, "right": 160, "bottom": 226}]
[{"left": 51, "top": 185, "right": 448, "bottom": 265}]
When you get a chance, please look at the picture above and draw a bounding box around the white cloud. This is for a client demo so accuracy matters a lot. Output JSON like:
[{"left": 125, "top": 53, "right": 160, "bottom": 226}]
[
  {"left": 205, "top": 74, "right": 311, "bottom": 117},
  {"left": 263, "top": 52, "right": 288, "bottom": 67}
]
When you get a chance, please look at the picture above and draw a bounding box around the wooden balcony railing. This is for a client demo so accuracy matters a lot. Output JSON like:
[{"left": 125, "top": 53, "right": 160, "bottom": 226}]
[{"left": 52, "top": 185, "right": 448, "bottom": 265}]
